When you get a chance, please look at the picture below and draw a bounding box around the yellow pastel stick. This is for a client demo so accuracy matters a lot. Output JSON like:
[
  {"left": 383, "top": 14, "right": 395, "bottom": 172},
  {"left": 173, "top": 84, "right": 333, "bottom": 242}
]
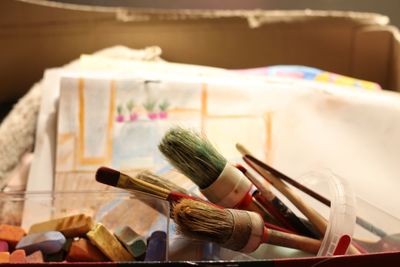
[
  {"left": 29, "top": 214, "right": 94, "bottom": 238},
  {"left": 86, "top": 223, "right": 134, "bottom": 262}
]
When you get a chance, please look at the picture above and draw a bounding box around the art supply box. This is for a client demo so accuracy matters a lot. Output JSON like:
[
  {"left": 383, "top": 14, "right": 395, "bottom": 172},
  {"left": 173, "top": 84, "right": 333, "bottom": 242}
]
[{"left": 1, "top": 0, "right": 400, "bottom": 266}]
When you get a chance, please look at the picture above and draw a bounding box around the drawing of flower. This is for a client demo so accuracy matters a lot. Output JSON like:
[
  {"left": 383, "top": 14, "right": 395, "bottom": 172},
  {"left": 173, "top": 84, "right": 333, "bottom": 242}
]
[
  {"left": 126, "top": 100, "right": 138, "bottom": 121},
  {"left": 116, "top": 104, "right": 124, "bottom": 123},
  {"left": 158, "top": 100, "right": 170, "bottom": 119},
  {"left": 144, "top": 99, "right": 158, "bottom": 120}
]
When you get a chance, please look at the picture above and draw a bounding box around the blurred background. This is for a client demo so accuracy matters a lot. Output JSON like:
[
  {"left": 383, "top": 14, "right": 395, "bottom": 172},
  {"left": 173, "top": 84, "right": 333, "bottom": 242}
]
[
  {"left": 1, "top": 0, "right": 400, "bottom": 121},
  {"left": 53, "top": 0, "right": 400, "bottom": 28}
]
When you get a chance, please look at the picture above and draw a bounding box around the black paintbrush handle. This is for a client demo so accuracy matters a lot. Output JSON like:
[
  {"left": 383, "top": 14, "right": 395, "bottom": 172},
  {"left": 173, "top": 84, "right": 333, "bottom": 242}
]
[{"left": 253, "top": 191, "right": 319, "bottom": 239}]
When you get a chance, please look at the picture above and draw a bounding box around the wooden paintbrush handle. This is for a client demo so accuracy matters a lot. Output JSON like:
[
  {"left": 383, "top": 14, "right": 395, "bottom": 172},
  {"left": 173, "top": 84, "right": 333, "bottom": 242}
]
[
  {"left": 244, "top": 158, "right": 328, "bottom": 236},
  {"left": 247, "top": 161, "right": 361, "bottom": 254},
  {"left": 265, "top": 228, "right": 321, "bottom": 254}
]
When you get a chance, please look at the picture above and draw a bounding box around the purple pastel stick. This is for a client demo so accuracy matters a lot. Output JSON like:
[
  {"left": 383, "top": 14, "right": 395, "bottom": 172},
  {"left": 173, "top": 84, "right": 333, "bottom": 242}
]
[
  {"left": 0, "top": 240, "right": 8, "bottom": 252},
  {"left": 16, "top": 231, "right": 66, "bottom": 255},
  {"left": 144, "top": 231, "right": 167, "bottom": 261}
]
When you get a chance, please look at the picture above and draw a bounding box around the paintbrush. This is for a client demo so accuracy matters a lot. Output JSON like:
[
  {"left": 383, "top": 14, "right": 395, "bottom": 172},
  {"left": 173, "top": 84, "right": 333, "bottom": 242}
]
[
  {"left": 158, "top": 127, "right": 292, "bottom": 228},
  {"left": 235, "top": 144, "right": 364, "bottom": 255},
  {"left": 235, "top": 144, "right": 328, "bottom": 237},
  {"left": 95, "top": 166, "right": 292, "bottom": 233},
  {"left": 136, "top": 170, "right": 190, "bottom": 196},
  {"left": 236, "top": 164, "right": 319, "bottom": 239},
  {"left": 235, "top": 144, "right": 388, "bottom": 239},
  {"left": 95, "top": 166, "right": 203, "bottom": 206},
  {"left": 173, "top": 199, "right": 321, "bottom": 254}
]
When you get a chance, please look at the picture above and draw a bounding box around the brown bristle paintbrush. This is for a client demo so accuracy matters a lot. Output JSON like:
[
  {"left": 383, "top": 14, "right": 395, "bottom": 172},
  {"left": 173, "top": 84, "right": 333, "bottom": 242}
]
[
  {"left": 96, "top": 166, "right": 294, "bottom": 234},
  {"left": 173, "top": 199, "right": 321, "bottom": 254},
  {"left": 159, "top": 127, "right": 309, "bottom": 234}
]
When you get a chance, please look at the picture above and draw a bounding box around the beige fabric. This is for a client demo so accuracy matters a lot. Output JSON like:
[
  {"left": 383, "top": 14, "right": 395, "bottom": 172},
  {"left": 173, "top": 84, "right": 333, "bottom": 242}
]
[{"left": 0, "top": 83, "right": 41, "bottom": 189}]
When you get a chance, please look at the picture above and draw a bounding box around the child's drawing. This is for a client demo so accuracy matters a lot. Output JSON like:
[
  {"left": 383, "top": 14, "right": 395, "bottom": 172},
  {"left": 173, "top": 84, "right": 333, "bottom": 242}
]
[
  {"left": 55, "top": 75, "right": 270, "bottom": 191},
  {"left": 56, "top": 77, "right": 203, "bottom": 176}
]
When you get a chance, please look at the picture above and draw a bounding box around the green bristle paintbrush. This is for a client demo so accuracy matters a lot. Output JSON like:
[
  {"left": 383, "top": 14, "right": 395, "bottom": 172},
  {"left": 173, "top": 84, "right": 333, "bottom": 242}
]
[{"left": 158, "top": 127, "right": 317, "bottom": 237}]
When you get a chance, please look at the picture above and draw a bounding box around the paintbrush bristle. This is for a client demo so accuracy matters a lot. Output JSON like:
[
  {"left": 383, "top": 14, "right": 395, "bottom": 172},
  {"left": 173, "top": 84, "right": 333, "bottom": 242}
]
[
  {"left": 173, "top": 199, "right": 233, "bottom": 244},
  {"left": 136, "top": 170, "right": 189, "bottom": 195},
  {"left": 158, "top": 127, "right": 226, "bottom": 189}
]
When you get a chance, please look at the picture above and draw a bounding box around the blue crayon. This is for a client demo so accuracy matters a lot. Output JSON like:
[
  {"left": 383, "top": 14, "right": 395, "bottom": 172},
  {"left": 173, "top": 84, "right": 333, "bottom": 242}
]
[{"left": 144, "top": 231, "right": 167, "bottom": 261}]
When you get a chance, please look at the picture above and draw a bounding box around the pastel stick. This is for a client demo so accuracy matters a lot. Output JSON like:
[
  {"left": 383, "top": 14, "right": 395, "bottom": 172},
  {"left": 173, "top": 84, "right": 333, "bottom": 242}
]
[
  {"left": 66, "top": 238, "right": 108, "bottom": 262},
  {"left": 114, "top": 226, "right": 147, "bottom": 260},
  {"left": 0, "top": 224, "right": 26, "bottom": 247},
  {"left": 26, "top": 250, "right": 44, "bottom": 263},
  {"left": 10, "top": 249, "right": 26, "bottom": 263},
  {"left": 29, "top": 214, "right": 94, "bottom": 238},
  {"left": 144, "top": 231, "right": 167, "bottom": 261},
  {"left": 0, "top": 252, "right": 10, "bottom": 263},
  {"left": 0, "top": 240, "right": 8, "bottom": 252},
  {"left": 16, "top": 231, "right": 66, "bottom": 255},
  {"left": 86, "top": 223, "right": 133, "bottom": 262}
]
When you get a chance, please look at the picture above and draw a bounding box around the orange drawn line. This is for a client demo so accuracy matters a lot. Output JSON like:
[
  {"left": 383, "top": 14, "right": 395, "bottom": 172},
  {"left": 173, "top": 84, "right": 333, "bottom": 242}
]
[
  {"left": 78, "top": 78, "right": 114, "bottom": 166},
  {"left": 201, "top": 83, "right": 208, "bottom": 136},
  {"left": 57, "top": 150, "right": 74, "bottom": 165},
  {"left": 169, "top": 108, "right": 201, "bottom": 113},
  {"left": 57, "top": 133, "right": 74, "bottom": 145},
  {"left": 78, "top": 78, "right": 85, "bottom": 164},
  {"left": 107, "top": 80, "right": 116, "bottom": 163},
  {"left": 264, "top": 112, "right": 273, "bottom": 164},
  {"left": 206, "top": 114, "right": 259, "bottom": 119},
  {"left": 78, "top": 157, "right": 108, "bottom": 165}
]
